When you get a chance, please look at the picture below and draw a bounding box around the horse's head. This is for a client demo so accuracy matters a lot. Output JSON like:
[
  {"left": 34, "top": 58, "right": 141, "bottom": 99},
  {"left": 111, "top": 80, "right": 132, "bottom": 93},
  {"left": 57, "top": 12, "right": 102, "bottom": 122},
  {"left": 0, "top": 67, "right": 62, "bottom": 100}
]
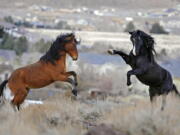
[
  {"left": 129, "top": 30, "right": 155, "bottom": 58},
  {"left": 63, "top": 33, "right": 80, "bottom": 61},
  {"left": 40, "top": 33, "right": 80, "bottom": 64},
  {"left": 129, "top": 30, "right": 143, "bottom": 56}
]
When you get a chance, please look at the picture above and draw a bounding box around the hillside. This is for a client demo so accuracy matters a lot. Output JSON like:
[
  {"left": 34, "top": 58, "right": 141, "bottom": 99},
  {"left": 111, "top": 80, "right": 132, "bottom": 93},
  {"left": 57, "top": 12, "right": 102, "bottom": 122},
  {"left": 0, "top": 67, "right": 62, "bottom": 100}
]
[{"left": 0, "top": 0, "right": 177, "bottom": 9}]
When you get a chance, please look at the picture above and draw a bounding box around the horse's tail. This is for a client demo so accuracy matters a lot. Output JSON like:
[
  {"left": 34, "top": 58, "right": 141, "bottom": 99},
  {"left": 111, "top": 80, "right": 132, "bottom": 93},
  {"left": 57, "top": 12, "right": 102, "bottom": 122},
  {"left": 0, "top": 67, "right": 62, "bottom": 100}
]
[
  {"left": 0, "top": 80, "right": 8, "bottom": 97},
  {"left": 173, "top": 84, "right": 180, "bottom": 97}
]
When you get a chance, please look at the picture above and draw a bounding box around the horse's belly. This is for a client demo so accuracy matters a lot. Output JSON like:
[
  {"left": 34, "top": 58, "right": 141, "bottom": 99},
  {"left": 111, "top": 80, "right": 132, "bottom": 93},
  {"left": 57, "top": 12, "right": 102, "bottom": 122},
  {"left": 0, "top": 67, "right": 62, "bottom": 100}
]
[
  {"left": 27, "top": 79, "right": 53, "bottom": 88},
  {"left": 8, "top": 63, "right": 56, "bottom": 89},
  {"left": 136, "top": 75, "right": 161, "bottom": 86}
]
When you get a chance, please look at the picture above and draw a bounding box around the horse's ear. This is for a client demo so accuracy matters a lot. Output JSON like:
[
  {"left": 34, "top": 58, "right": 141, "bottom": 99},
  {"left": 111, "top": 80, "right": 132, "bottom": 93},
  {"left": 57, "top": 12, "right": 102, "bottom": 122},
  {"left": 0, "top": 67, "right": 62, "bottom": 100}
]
[
  {"left": 136, "top": 30, "right": 142, "bottom": 35},
  {"left": 65, "top": 37, "right": 70, "bottom": 41},
  {"left": 65, "top": 34, "right": 74, "bottom": 41},
  {"left": 129, "top": 31, "right": 133, "bottom": 35}
]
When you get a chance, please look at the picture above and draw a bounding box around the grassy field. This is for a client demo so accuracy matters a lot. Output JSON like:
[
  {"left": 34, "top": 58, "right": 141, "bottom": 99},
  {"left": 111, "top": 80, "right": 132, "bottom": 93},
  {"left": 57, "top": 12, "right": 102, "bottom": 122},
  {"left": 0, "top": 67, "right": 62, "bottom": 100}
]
[
  {"left": 0, "top": 61, "right": 179, "bottom": 135},
  {"left": 0, "top": 92, "right": 179, "bottom": 135}
]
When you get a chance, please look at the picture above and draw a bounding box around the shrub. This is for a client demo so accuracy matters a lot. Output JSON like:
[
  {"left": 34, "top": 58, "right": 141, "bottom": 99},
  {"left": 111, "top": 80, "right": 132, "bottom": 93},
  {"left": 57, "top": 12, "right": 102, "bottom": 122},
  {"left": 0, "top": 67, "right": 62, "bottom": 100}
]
[
  {"left": 150, "top": 22, "right": 168, "bottom": 34},
  {"left": 55, "top": 21, "right": 71, "bottom": 30},
  {"left": 124, "top": 21, "right": 135, "bottom": 32},
  {"left": 0, "top": 26, "right": 5, "bottom": 38},
  {"left": 33, "top": 38, "right": 51, "bottom": 53},
  {"left": 0, "top": 33, "right": 14, "bottom": 50},
  {"left": 0, "top": 28, "right": 29, "bottom": 55},
  {"left": 4, "top": 16, "right": 14, "bottom": 23},
  {"left": 14, "top": 36, "right": 28, "bottom": 55}
]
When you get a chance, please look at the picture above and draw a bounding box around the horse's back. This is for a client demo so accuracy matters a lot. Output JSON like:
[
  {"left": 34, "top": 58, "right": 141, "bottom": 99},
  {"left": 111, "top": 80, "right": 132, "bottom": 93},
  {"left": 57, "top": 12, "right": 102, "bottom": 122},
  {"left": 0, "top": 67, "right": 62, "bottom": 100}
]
[
  {"left": 136, "top": 63, "right": 172, "bottom": 87},
  {"left": 8, "top": 61, "right": 54, "bottom": 89}
]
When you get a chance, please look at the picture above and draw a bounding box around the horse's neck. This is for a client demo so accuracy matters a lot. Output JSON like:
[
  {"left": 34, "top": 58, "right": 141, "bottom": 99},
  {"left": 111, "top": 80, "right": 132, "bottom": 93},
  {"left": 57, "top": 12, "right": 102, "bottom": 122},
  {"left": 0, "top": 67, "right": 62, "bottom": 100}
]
[
  {"left": 56, "top": 54, "right": 66, "bottom": 66},
  {"left": 145, "top": 49, "right": 155, "bottom": 63}
]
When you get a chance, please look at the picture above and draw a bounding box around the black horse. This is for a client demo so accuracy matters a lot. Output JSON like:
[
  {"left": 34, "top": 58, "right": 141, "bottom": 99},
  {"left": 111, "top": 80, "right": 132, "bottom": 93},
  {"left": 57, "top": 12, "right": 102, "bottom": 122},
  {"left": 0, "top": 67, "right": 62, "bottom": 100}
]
[{"left": 108, "top": 30, "right": 179, "bottom": 110}]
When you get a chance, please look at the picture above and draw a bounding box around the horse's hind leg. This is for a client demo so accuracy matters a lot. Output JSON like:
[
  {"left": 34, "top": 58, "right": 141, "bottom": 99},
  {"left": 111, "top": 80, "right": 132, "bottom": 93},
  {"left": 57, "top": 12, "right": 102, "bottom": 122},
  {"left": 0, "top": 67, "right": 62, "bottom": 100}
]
[
  {"left": 161, "top": 94, "right": 167, "bottom": 111},
  {"left": 11, "top": 88, "right": 28, "bottom": 111},
  {"left": 149, "top": 87, "right": 157, "bottom": 112}
]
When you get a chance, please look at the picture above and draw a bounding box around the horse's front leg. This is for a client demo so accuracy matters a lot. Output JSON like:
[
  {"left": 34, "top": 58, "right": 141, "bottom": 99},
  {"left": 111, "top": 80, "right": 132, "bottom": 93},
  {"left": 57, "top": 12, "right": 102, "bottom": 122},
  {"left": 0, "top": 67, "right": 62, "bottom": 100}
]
[
  {"left": 66, "top": 71, "right": 78, "bottom": 86},
  {"left": 127, "top": 68, "right": 145, "bottom": 86},
  {"left": 66, "top": 78, "right": 78, "bottom": 96},
  {"left": 108, "top": 49, "right": 131, "bottom": 64},
  {"left": 54, "top": 72, "right": 78, "bottom": 96},
  {"left": 65, "top": 71, "right": 78, "bottom": 96}
]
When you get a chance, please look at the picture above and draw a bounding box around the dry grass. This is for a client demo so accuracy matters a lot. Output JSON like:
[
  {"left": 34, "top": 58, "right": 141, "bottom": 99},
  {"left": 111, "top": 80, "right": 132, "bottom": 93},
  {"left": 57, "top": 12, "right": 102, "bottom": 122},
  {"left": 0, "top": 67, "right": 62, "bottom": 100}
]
[
  {"left": 76, "top": 62, "right": 148, "bottom": 97},
  {"left": 0, "top": 95, "right": 87, "bottom": 135},
  {"left": 100, "top": 94, "right": 180, "bottom": 135},
  {"left": 0, "top": 92, "right": 179, "bottom": 135}
]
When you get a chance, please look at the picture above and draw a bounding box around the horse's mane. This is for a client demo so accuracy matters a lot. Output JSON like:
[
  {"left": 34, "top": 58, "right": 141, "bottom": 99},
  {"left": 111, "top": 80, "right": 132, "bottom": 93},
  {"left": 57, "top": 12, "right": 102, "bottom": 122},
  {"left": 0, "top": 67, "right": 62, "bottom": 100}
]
[
  {"left": 137, "top": 30, "right": 156, "bottom": 62},
  {"left": 40, "top": 33, "right": 74, "bottom": 64}
]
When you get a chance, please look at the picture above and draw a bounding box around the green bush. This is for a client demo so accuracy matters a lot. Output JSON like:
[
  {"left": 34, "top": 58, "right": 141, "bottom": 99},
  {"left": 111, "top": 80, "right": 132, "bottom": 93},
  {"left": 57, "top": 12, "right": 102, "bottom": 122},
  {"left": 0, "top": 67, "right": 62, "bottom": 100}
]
[
  {"left": 150, "top": 22, "right": 168, "bottom": 34},
  {"left": 1, "top": 33, "right": 14, "bottom": 50},
  {"left": 4, "top": 16, "right": 14, "bottom": 23},
  {"left": 34, "top": 38, "right": 51, "bottom": 53},
  {"left": 14, "top": 36, "right": 28, "bottom": 55},
  {"left": 0, "top": 27, "right": 29, "bottom": 55},
  {"left": 0, "top": 26, "right": 5, "bottom": 38},
  {"left": 124, "top": 21, "right": 135, "bottom": 32},
  {"left": 55, "top": 21, "right": 71, "bottom": 30}
]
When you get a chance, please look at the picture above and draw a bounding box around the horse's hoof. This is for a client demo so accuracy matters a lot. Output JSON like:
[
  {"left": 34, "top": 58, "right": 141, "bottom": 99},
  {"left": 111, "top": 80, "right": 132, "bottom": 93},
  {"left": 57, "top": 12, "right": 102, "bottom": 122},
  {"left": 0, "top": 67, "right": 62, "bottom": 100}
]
[
  {"left": 128, "top": 84, "right": 133, "bottom": 91},
  {"left": 107, "top": 49, "right": 114, "bottom": 55},
  {"left": 75, "top": 82, "right": 78, "bottom": 86},
  {"left": 127, "top": 82, "right": 131, "bottom": 86},
  {"left": 72, "top": 89, "right": 78, "bottom": 96}
]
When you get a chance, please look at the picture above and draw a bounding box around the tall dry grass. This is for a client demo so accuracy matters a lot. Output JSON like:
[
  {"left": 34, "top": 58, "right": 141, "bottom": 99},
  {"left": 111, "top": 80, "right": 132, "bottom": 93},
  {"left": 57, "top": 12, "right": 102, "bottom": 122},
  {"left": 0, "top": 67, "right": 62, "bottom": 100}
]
[
  {"left": 100, "top": 94, "right": 180, "bottom": 135},
  {"left": 76, "top": 62, "right": 148, "bottom": 97},
  {"left": 0, "top": 92, "right": 179, "bottom": 135},
  {"left": 0, "top": 95, "right": 86, "bottom": 135}
]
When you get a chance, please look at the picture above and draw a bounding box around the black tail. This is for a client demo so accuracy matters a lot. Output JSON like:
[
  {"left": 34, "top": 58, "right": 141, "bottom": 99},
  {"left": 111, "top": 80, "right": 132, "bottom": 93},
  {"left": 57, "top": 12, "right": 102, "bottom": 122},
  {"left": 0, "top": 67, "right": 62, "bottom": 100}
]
[
  {"left": 173, "top": 84, "right": 180, "bottom": 97},
  {"left": 0, "top": 80, "right": 8, "bottom": 97}
]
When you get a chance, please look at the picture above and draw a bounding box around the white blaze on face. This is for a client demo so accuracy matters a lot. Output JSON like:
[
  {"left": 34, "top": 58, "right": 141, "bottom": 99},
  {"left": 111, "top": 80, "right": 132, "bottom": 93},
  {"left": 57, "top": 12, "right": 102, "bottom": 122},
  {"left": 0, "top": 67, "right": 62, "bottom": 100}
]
[
  {"left": 3, "top": 84, "right": 14, "bottom": 101},
  {"left": 132, "top": 45, "right": 136, "bottom": 56}
]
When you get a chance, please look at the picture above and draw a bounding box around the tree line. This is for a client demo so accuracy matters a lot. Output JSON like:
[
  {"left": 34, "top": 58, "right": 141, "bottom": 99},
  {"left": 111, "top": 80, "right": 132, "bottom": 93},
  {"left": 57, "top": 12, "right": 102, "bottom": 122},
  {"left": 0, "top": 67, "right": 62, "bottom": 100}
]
[{"left": 0, "top": 26, "right": 51, "bottom": 55}]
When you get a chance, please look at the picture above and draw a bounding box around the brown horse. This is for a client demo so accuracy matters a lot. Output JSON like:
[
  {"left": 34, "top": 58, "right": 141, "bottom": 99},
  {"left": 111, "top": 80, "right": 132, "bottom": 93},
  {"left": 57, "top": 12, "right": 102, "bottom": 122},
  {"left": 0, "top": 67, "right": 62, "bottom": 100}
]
[{"left": 0, "top": 33, "right": 80, "bottom": 110}]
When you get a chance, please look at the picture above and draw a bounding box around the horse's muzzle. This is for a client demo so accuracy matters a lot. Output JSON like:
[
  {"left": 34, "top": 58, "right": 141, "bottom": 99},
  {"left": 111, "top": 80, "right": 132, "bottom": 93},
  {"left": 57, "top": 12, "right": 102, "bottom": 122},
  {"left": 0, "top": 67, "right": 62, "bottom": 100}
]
[{"left": 72, "top": 57, "right": 78, "bottom": 61}]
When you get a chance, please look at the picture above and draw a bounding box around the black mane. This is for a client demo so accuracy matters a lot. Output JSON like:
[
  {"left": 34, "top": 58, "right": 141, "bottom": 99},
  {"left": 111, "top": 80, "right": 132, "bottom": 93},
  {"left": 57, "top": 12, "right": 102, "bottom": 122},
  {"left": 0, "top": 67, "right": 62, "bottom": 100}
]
[
  {"left": 40, "top": 33, "right": 74, "bottom": 64},
  {"left": 137, "top": 30, "right": 156, "bottom": 62}
]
